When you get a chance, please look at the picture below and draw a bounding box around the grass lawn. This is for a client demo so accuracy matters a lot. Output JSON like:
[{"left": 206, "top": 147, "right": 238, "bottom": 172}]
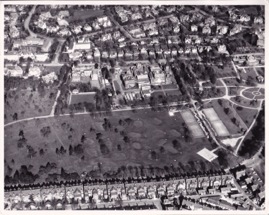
[
  {"left": 230, "top": 97, "right": 261, "bottom": 108},
  {"left": 239, "top": 67, "right": 257, "bottom": 81},
  {"left": 203, "top": 100, "right": 242, "bottom": 135},
  {"left": 5, "top": 109, "right": 221, "bottom": 184},
  {"left": 68, "top": 9, "right": 104, "bottom": 22},
  {"left": 200, "top": 87, "right": 225, "bottom": 99},
  {"left": 223, "top": 78, "right": 245, "bottom": 87},
  {"left": 4, "top": 87, "right": 58, "bottom": 124},
  {"left": 212, "top": 63, "right": 237, "bottom": 78},
  {"left": 235, "top": 107, "right": 257, "bottom": 127},
  {"left": 256, "top": 67, "right": 264, "bottom": 76}
]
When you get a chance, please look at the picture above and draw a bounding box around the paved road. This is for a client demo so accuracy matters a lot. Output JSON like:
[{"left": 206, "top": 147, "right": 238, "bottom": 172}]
[
  {"left": 24, "top": 5, "right": 37, "bottom": 37},
  {"left": 4, "top": 101, "right": 188, "bottom": 128}
]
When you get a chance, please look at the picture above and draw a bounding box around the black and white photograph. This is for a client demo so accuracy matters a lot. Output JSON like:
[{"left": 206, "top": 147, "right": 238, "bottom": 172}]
[{"left": 2, "top": 1, "right": 266, "bottom": 212}]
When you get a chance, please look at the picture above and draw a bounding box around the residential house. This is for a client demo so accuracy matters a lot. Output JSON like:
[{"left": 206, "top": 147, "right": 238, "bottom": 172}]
[
  {"left": 210, "top": 175, "right": 222, "bottom": 187},
  {"left": 57, "top": 18, "right": 69, "bottom": 26},
  {"left": 218, "top": 44, "right": 228, "bottom": 54},
  {"left": 229, "top": 24, "right": 242, "bottom": 36},
  {"left": 247, "top": 55, "right": 258, "bottom": 66},
  {"left": 254, "top": 16, "right": 264, "bottom": 24},
  {"left": 222, "top": 174, "right": 234, "bottom": 186},
  {"left": 58, "top": 28, "right": 71, "bottom": 36},
  {"left": 117, "top": 49, "right": 124, "bottom": 58},
  {"left": 40, "top": 187, "right": 65, "bottom": 202},
  {"left": 69, "top": 51, "right": 83, "bottom": 61},
  {"left": 208, "top": 188, "right": 217, "bottom": 194},
  {"left": 220, "top": 186, "right": 231, "bottom": 195},
  {"left": 129, "top": 27, "right": 146, "bottom": 38},
  {"left": 202, "top": 25, "right": 211, "bottom": 34},
  {"left": 47, "top": 25, "right": 59, "bottom": 33},
  {"left": 72, "top": 25, "right": 83, "bottom": 35},
  {"left": 205, "top": 16, "right": 216, "bottom": 26},
  {"left": 180, "top": 14, "right": 190, "bottom": 23},
  {"left": 137, "top": 71, "right": 150, "bottom": 88},
  {"left": 28, "top": 66, "right": 42, "bottom": 77},
  {"left": 147, "top": 186, "right": 156, "bottom": 199},
  {"left": 39, "top": 11, "right": 53, "bottom": 20},
  {"left": 41, "top": 39, "right": 52, "bottom": 52},
  {"left": 83, "top": 24, "right": 92, "bottom": 32},
  {"left": 131, "top": 12, "right": 142, "bottom": 21},
  {"left": 9, "top": 26, "right": 20, "bottom": 38},
  {"left": 216, "top": 25, "right": 228, "bottom": 35},
  {"left": 35, "top": 53, "right": 49, "bottom": 62},
  {"left": 97, "top": 16, "right": 112, "bottom": 28},
  {"left": 42, "top": 72, "right": 57, "bottom": 83},
  {"left": 198, "top": 176, "right": 210, "bottom": 188},
  {"left": 58, "top": 10, "right": 70, "bottom": 19},
  {"left": 211, "top": 37, "right": 219, "bottom": 44},
  {"left": 186, "top": 178, "right": 198, "bottom": 194},
  {"left": 86, "top": 51, "right": 93, "bottom": 61},
  {"left": 239, "top": 14, "right": 251, "bottom": 22},
  {"left": 185, "top": 37, "right": 192, "bottom": 44},
  {"left": 235, "top": 170, "right": 246, "bottom": 180},
  {"left": 122, "top": 72, "right": 136, "bottom": 89},
  {"left": 5, "top": 65, "right": 24, "bottom": 77},
  {"left": 191, "top": 25, "right": 198, "bottom": 32}
]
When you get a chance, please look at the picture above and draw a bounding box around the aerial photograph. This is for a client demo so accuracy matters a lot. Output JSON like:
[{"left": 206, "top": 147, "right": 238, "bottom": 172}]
[{"left": 3, "top": 4, "right": 265, "bottom": 211}]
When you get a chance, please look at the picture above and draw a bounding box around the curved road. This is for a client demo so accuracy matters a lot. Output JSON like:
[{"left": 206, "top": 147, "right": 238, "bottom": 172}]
[{"left": 24, "top": 5, "right": 37, "bottom": 37}]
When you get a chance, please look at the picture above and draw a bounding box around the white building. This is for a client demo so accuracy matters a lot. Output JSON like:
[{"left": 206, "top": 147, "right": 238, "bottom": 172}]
[
  {"left": 216, "top": 26, "right": 228, "bottom": 35},
  {"left": 28, "top": 66, "right": 42, "bottom": 77},
  {"left": 42, "top": 72, "right": 58, "bottom": 83},
  {"left": 191, "top": 25, "right": 198, "bottom": 32},
  {"left": 5, "top": 65, "right": 24, "bottom": 77},
  {"left": 35, "top": 53, "right": 49, "bottom": 62}
]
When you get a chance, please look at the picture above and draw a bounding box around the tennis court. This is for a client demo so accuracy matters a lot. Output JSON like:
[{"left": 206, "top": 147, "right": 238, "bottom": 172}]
[
  {"left": 180, "top": 109, "right": 205, "bottom": 138},
  {"left": 69, "top": 92, "right": 96, "bottom": 105},
  {"left": 197, "top": 148, "right": 218, "bottom": 162},
  {"left": 203, "top": 108, "right": 230, "bottom": 137}
]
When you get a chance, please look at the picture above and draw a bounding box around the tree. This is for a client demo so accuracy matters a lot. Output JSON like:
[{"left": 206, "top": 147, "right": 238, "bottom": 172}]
[
  {"left": 13, "top": 113, "right": 18, "bottom": 121},
  {"left": 40, "top": 126, "right": 51, "bottom": 137},
  {"left": 19, "top": 130, "right": 24, "bottom": 138},
  {"left": 81, "top": 135, "right": 86, "bottom": 143},
  {"left": 117, "top": 144, "right": 122, "bottom": 151},
  {"left": 151, "top": 151, "right": 157, "bottom": 160},
  {"left": 69, "top": 145, "right": 73, "bottom": 155},
  {"left": 100, "top": 143, "right": 110, "bottom": 155},
  {"left": 172, "top": 139, "right": 181, "bottom": 150},
  {"left": 123, "top": 136, "right": 130, "bottom": 143},
  {"left": 18, "top": 137, "right": 27, "bottom": 148},
  {"left": 39, "top": 148, "right": 44, "bottom": 156}
]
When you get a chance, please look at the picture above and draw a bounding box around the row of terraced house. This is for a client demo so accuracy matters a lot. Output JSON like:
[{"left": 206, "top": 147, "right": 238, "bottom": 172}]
[{"left": 5, "top": 174, "right": 235, "bottom": 209}]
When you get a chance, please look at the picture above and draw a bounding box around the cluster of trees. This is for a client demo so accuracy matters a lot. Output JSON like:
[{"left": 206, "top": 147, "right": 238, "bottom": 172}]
[
  {"left": 40, "top": 126, "right": 51, "bottom": 137},
  {"left": 60, "top": 168, "right": 80, "bottom": 181},
  {"left": 69, "top": 144, "right": 84, "bottom": 156},
  {"left": 238, "top": 105, "right": 264, "bottom": 158},
  {"left": 38, "top": 162, "right": 57, "bottom": 175},
  {"left": 217, "top": 150, "right": 229, "bottom": 168},
  {"left": 5, "top": 165, "right": 38, "bottom": 185},
  {"left": 17, "top": 130, "right": 27, "bottom": 148},
  {"left": 56, "top": 146, "right": 67, "bottom": 155},
  {"left": 102, "top": 118, "right": 112, "bottom": 131}
]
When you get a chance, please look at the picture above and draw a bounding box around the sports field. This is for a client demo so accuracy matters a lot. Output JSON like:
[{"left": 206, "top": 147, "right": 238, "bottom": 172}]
[
  {"left": 180, "top": 110, "right": 205, "bottom": 138},
  {"left": 203, "top": 108, "right": 230, "bottom": 137}
]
